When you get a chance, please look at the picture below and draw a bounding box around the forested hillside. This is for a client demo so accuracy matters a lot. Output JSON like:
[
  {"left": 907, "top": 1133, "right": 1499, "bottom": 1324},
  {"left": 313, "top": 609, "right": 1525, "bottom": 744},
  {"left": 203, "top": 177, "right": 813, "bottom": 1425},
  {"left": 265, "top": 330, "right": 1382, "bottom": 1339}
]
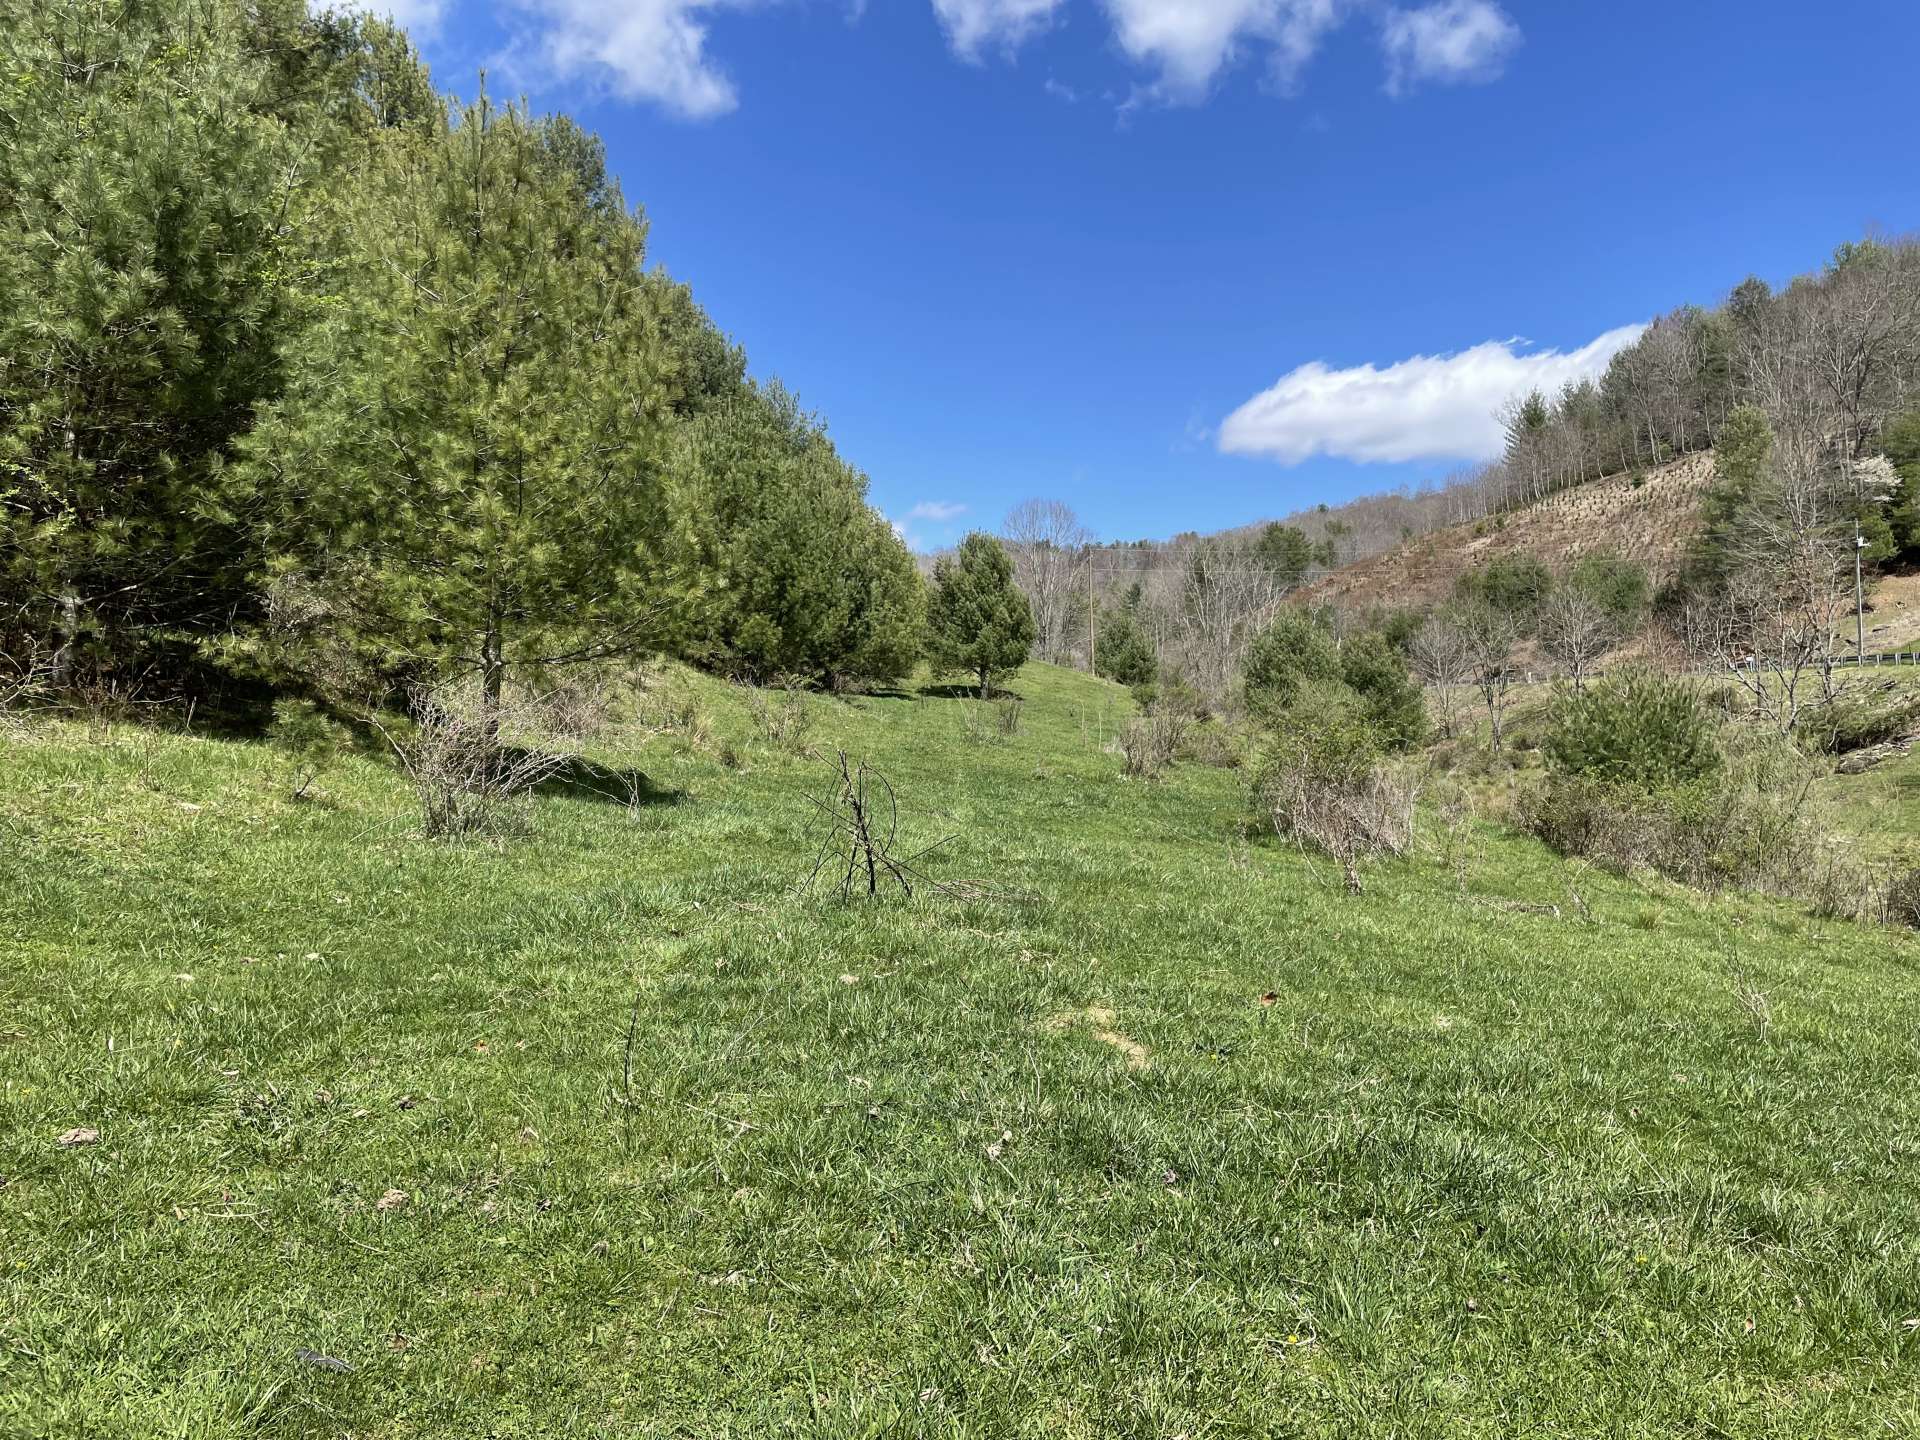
[{"left": 989, "top": 236, "right": 1920, "bottom": 723}]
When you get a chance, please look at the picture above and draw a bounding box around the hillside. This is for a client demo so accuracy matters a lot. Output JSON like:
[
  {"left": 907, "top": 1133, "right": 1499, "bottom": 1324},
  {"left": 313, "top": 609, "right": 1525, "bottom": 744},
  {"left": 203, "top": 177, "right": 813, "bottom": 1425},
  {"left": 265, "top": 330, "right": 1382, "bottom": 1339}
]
[
  {"left": 4, "top": 664, "right": 1918, "bottom": 1436},
  {"left": 1301, "top": 451, "right": 1719, "bottom": 613}
]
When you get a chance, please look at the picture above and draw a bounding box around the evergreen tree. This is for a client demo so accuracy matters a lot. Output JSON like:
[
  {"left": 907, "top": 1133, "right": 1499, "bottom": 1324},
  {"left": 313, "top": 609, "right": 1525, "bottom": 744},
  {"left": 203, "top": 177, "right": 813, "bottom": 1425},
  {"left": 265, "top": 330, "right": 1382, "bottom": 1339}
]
[
  {"left": 1253, "top": 523, "right": 1315, "bottom": 588},
  {"left": 926, "top": 533, "right": 1035, "bottom": 698},
  {"left": 1094, "top": 601, "right": 1156, "bottom": 688},
  {"left": 670, "top": 384, "right": 923, "bottom": 686},
  {"left": 0, "top": 0, "right": 421, "bottom": 681},
  {"left": 1677, "top": 404, "right": 1774, "bottom": 591},
  {"left": 237, "top": 93, "right": 676, "bottom": 714}
]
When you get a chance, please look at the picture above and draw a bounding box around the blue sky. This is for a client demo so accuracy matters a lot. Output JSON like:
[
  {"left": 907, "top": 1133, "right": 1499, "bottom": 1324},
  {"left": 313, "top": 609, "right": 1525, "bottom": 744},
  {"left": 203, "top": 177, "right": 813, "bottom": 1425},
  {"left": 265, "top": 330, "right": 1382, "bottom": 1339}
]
[{"left": 373, "top": 0, "right": 1920, "bottom": 548}]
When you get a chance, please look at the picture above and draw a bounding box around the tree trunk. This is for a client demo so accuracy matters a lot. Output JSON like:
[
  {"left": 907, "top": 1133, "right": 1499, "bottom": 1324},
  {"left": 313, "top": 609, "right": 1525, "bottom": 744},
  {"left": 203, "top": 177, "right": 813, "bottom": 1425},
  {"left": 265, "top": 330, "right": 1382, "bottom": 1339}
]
[
  {"left": 51, "top": 585, "right": 80, "bottom": 691},
  {"left": 978, "top": 666, "right": 989, "bottom": 700},
  {"left": 481, "top": 617, "right": 506, "bottom": 749}
]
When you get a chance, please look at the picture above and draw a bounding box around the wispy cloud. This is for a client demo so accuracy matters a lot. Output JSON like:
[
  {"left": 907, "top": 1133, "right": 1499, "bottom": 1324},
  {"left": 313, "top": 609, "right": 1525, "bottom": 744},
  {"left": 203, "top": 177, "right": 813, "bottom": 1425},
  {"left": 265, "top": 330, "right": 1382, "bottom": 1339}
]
[
  {"left": 479, "top": 0, "right": 1523, "bottom": 118},
  {"left": 908, "top": 500, "right": 968, "bottom": 521},
  {"left": 334, "top": 0, "right": 453, "bottom": 38},
  {"left": 1380, "top": 0, "right": 1521, "bottom": 96},
  {"left": 1102, "top": 0, "right": 1341, "bottom": 106},
  {"left": 1218, "top": 323, "right": 1647, "bottom": 465},
  {"left": 930, "top": 0, "right": 1067, "bottom": 60}
]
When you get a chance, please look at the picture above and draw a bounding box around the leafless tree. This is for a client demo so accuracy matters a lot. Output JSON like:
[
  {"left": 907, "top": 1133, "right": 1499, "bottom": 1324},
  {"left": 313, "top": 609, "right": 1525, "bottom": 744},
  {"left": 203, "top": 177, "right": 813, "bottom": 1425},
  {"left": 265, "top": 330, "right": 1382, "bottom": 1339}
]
[
  {"left": 1456, "top": 604, "right": 1521, "bottom": 750},
  {"left": 1409, "top": 613, "right": 1473, "bottom": 736},
  {"left": 1002, "top": 499, "right": 1093, "bottom": 665},
  {"left": 1537, "top": 589, "right": 1616, "bottom": 691}
]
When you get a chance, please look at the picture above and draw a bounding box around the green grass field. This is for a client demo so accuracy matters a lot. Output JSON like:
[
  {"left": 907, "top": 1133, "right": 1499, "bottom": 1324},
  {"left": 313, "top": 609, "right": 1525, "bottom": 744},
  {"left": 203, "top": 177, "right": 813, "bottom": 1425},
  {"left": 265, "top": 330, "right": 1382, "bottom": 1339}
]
[{"left": 3, "top": 663, "right": 1918, "bottom": 1437}]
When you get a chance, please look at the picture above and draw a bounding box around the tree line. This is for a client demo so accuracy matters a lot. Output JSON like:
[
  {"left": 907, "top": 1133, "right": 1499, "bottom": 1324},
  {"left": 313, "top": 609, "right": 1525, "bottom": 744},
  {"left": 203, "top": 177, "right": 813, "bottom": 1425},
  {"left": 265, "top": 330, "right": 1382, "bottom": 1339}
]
[
  {"left": 985, "top": 236, "right": 1920, "bottom": 720},
  {"left": 0, "top": 0, "right": 933, "bottom": 718}
]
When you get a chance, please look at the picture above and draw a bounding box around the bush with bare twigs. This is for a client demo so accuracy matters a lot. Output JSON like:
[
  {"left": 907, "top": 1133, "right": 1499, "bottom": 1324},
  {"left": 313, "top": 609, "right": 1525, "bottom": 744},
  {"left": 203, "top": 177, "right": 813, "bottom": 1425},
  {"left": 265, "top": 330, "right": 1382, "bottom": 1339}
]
[
  {"left": 377, "top": 683, "right": 579, "bottom": 840},
  {"left": 0, "top": 653, "right": 53, "bottom": 733},
  {"left": 1119, "top": 705, "right": 1190, "bottom": 779},
  {"left": 1253, "top": 708, "right": 1419, "bottom": 892}
]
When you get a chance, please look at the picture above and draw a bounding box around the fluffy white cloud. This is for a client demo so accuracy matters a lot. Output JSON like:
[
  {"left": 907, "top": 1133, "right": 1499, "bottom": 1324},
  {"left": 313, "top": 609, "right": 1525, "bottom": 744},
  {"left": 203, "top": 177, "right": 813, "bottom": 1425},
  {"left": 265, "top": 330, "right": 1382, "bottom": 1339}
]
[
  {"left": 1380, "top": 0, "right": 1520, "bottom": 96},
  {"left": 504, "top": 0, "right": 746, "bottom": 119},
  {"left": 931, "top": 0, "right": 1066, "bottom": 59},
  {"left": 1102, "top": 0, "right": 1341, "bottom": 103},
  {"left": 1217, "top": 323, "right": 1648, "bottom": 466},
  {"left": 908, "top": 500, "right": 969, "bottom": 521}
]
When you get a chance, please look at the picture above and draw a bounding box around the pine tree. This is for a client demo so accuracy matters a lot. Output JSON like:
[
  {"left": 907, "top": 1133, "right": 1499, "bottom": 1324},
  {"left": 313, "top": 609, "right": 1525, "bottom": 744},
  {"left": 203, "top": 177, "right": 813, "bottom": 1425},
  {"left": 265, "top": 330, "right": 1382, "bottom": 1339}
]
[
  {"left": 0, "top": 0, "right": 415, "bottom": 682},
  {"left": 1094, "top": 603, "right": 1156, "bottom": 688},
  {"left": 926, "top": 533, "right": 1034, "bottom": 698},
  {"left": 670, "top": 383, "right": 923, "bottom": 686},
  {"left": 238, "top": 93, "right": 676, "bottom": 716}
]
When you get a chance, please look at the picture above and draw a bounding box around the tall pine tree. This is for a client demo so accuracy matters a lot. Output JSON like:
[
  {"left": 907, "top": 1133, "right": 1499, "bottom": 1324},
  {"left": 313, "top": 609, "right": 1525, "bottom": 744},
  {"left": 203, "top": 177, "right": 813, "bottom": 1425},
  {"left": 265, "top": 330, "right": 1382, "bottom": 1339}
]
[
  {"left": 238, "top": 93, "right": 678, "bottom": 714},
  {"left": 926, "top": 532, "right": 1034, "bottom": 698}
]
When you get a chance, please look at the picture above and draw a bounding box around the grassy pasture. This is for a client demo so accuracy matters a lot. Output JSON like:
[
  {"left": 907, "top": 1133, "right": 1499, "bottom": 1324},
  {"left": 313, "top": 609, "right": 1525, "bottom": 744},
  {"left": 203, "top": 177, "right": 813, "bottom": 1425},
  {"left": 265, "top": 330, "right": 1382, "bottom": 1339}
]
[{"left": 1, "top": 662, "right": 1917, "bottom": 1437}]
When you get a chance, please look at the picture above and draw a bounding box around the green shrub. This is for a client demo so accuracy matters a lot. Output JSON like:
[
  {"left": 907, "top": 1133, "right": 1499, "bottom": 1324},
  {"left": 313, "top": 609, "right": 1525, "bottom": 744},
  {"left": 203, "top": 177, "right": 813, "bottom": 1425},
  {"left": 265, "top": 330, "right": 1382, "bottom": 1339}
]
[
  {"left": 1243, "top": 616, "right": 1425, "bottom": 752},
  {"left": 1796, "top": 690, "right": 1920, "bottom": 755},
  {"left": 1458, "top": 553, "right": 1551, "bottom": 620},
  {"left": 1339, "top": 632, "right": 1428, "bottom": 750},
  {"left": 1243, "top": 611, "right": 1340, "bottom": 718},
  {"left": 1523, "top": 729, "right": 1813, "bottom": 894},
  {"left": 1251, "top": 687, "right": 1418, "bottom": 891},
  {"left": 267, "top": 697, "right": 351, "bottom": 800},
  {"left": 1094, "top": 606, "right": 1157, "bottom": 689},
  {"left": 1544, "top": 670, "right": 1720, "bottom": 790}
]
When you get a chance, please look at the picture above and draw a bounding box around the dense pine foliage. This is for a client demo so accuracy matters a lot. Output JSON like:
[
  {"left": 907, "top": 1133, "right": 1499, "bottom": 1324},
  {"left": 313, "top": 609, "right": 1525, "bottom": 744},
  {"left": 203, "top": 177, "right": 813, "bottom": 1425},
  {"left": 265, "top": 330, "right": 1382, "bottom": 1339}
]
[{"left": 0, "top": 0, "right": 923, "bottom": 709}]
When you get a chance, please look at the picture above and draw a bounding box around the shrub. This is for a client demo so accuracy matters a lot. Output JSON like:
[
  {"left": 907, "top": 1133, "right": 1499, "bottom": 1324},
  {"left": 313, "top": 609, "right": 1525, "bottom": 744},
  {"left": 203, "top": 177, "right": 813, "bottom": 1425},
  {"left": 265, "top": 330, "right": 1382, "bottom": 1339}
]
[
  {"left": 746, "top": 679, "right": 813, "bottom": 753},
  {"left": 1243, "top": 611, "right": 1339, "bottom": 718},
  {"left": 1796, "top": 689, "right": 1920, "bottom": 755},
  {"left": 382, "top": 684, "right": 574, "bottom": 840},
  {"left": 1885, "top": 869, "right": 1920, "bottom": 929},
  {"left": 1252, "top": 688, "right": 1419, "bottom": 891},
  {"left": 1177, "top": 718, "right": 1242, "bottom": 769},
  {"left": 1544, "top": 670, "right": 1720, "bottom": 790},
  {"left": 1457, "top": 554, "right": 1552, "bottom": 621},
  {"left": 1339, "top": 632, "right": 1428, "bottom": 750},
  {"left": 1119, "top": 705, "right": 1190, "bottom": 779},
  {"left": 1244, "top": 617, "right": 1425, "bottom": 751},
  {"left": 1522, "top": 731, "right": 1814, "bottom": 894},
  {"left": 267, "top": 697, "right": 352, "bottom": 800},
  {"left": 1094, "top": 606, "right": 1157, "bottom": 689}
]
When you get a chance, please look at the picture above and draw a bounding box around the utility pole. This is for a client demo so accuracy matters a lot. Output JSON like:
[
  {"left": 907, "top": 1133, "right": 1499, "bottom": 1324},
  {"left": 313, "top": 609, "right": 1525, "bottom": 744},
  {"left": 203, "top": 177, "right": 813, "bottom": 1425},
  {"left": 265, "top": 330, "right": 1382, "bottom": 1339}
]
[
  {"left": 1086, "top": 552, "right": 1096, "bottom": 673},
  {"left": 1855, "top": 528, "right": 1868, "bottom": 662}
]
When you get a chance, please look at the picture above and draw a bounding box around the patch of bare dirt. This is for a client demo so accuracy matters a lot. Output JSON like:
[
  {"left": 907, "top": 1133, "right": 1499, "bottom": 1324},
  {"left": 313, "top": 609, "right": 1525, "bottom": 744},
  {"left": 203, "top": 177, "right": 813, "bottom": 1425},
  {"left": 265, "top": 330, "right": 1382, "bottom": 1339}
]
[{"left": 1043, "top": 1005, "right": 1150, "bottom": 1071}]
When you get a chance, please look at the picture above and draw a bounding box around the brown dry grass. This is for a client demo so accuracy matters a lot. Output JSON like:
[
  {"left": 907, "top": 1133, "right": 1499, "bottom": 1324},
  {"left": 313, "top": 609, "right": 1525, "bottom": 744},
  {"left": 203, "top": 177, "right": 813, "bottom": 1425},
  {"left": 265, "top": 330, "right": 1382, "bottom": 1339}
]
[{"left": 1301, "top": 452, "right": 1720, "bottom": 616}]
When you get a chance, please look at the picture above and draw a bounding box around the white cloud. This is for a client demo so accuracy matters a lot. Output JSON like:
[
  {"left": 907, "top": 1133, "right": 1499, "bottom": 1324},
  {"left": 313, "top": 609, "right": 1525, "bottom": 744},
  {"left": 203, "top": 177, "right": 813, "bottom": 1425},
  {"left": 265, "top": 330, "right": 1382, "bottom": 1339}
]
[
  {"left": 1102, "top": 0, "right": 1343, "bottom": 104},
  {"left": 931, "top": 0, "right": 1066, "bottom": 59},
  {"left": 503, "top": 0, "right": 748, "bottom": 119},
  {"left": 908, "top": 500, "right": 968, "bottom": 521},
  {"left": 329, "top": 0, "right": 451, "bottom": 38},
  {"left": 1380, "top": 0, "right": 1520, "bottom": 96},
  {"left": 1218, "top": 323, "right": 1648, "bottom": 465}
]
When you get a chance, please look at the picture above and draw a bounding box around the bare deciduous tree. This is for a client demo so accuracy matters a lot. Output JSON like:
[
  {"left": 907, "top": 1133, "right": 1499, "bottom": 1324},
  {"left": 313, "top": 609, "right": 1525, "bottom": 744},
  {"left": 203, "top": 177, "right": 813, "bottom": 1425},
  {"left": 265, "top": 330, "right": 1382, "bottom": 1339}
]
[
  {"left": 1537, "top": 589, "right": 1616, "bottom": 691},
  {"left": 1002, "top": 499, "right": 1093, "bottom": 666},
  {"left": 1409, "top": 613, "right": 1473, "bottom": 736},
  {"left": 1457, "top": 604, "right": 1521, "bottom": 750}
]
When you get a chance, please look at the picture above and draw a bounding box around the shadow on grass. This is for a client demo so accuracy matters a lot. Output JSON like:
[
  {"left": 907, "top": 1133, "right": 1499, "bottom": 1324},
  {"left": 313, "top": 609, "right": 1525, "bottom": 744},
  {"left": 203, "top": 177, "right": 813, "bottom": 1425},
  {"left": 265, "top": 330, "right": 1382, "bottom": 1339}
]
[
  {"left": 518, "top": 751, "right": 686, "bottom": 808},
  {"left": 918, "top": 683, "right": 1021, "bottom": 702}
]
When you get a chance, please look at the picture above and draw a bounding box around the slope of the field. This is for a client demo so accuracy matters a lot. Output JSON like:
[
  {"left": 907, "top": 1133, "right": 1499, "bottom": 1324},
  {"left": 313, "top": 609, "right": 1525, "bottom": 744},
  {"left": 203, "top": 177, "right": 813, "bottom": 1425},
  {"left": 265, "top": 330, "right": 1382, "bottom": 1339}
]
[
  {"left": 2, "top": 664, "right": 1917, "bottom": 1438},
  {"left": 1302, "top": 452, "right": 1719, "bottom": 613}
]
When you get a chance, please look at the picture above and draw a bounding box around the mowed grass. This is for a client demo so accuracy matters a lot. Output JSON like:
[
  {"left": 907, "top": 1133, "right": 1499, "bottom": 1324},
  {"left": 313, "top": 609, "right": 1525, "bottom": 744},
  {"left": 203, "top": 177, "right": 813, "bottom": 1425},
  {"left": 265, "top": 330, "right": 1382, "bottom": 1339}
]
[{"left": 2, "top": 663, "right": 1918, "bottom": 1438}]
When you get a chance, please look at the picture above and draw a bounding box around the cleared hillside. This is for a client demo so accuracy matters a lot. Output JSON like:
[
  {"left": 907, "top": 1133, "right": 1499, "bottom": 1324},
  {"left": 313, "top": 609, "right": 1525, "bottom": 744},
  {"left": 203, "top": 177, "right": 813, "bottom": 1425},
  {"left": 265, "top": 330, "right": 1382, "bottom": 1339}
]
[{"left": 1301, "top": 452, "right": 1718, "bottom": 613}]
